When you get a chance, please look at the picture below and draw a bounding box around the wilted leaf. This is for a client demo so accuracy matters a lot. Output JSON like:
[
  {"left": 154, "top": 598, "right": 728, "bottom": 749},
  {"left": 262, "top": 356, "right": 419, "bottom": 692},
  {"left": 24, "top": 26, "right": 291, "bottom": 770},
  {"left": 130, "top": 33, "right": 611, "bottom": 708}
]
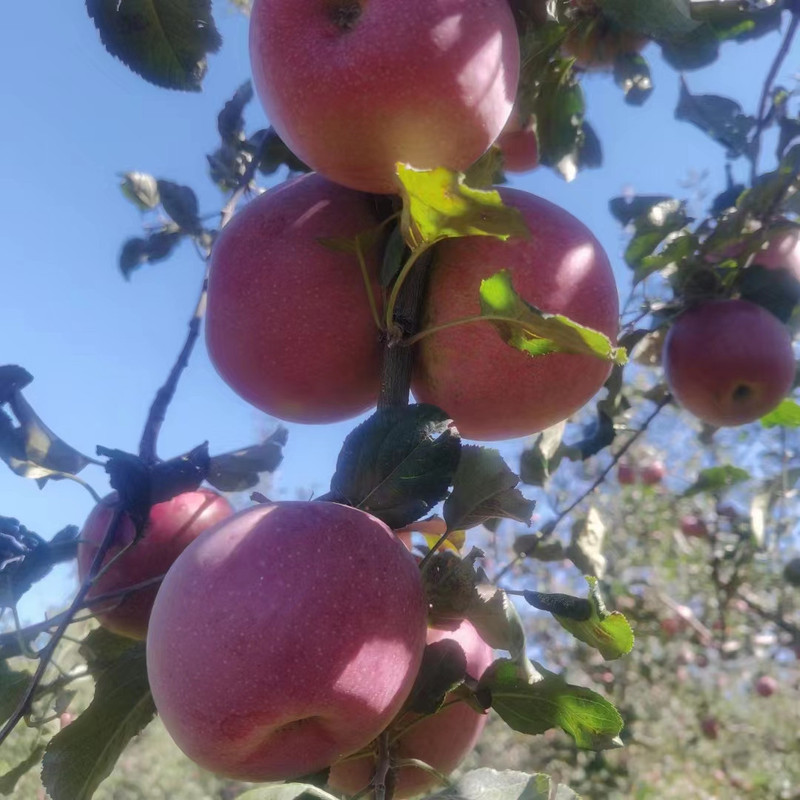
[
  {"left": 545, "top": 577, "right": 634, "bottom": 660},
  {"left": 479, "top": 271, "right": 626, "bottom": 364},
  {"left": 41, "top": 643, "right": 156, "bottom": 800},
  {"left": 427, "top": 768, "right": 582, "bottom": 800},
  {"left": 480, "top": 659, "right": 624, "bottom": 750},
  {"left": 86, "top": 0, "right": 221, "bottom": 91},
  {"left": 444, "top": 446, "right": 534, "bottom": 532},
  {"left": 395, "top": 165, "right": 530, "bottom": 249},
  {"left": 683, "top": 465, "right": 750, "bottom": 497},
  {"left": 328, "top": 404, "right": 461, "bottom": 530},
  {"left": 119, "top": 172, "right": 160, "bottom": 210},
  {"left": 405, "top": 639, "right": 468, "bottom": 715},
  {"left": 207, "top": 428, "right": 287, "bottom": 492}
]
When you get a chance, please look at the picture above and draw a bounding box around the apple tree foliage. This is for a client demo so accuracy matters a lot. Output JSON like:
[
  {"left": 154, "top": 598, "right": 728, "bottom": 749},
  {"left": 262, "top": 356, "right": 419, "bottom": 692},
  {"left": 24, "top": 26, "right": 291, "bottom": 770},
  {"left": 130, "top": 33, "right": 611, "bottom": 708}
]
[{"left": 2, "top": 1, "right": 800, "bottom": 799}]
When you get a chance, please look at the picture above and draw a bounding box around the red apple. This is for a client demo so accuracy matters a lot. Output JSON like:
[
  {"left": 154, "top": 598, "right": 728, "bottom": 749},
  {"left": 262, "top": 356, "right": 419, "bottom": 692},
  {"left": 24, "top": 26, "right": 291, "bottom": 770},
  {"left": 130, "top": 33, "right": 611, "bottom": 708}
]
[
  {"left": 700, "top": 716, "right": 719, "bottom": 740},
  {"left": 412, "top": 189, "right": 619, "bottom": 440},
  {"left": 640, "top": 461, "right": 665, "bottom": 486},
  {"left": 327, "top": 620, "right": 493, "bottom": 799},
  {"left": 77, "top": 490, "right": 233, "bottom": 640},
  {"left": 205, "top": 173, "right": 385, "bottom": 424},
  {"left": 249, "top": 0, "right": 520, "bottom": 194},
  {"left": 680, "top": 514, "right": 708, "bottom": 539},
  {"left": 146, "top": 502, "right": 427, "bottom": 782},
  {"left": 752, "top": 228, "right": 800, "bottom": 278},
  {"left": 663, "top": 299, "right": 795, "bottom": 427},
  {"left": 754, "top": 675, "right": 778, "bottom": 697},
  {"left": 617, "top": 462, "right": 636, "bottom": 485},
  {"left": 497, "top": 113, "right": 539, "bottom": 173}
]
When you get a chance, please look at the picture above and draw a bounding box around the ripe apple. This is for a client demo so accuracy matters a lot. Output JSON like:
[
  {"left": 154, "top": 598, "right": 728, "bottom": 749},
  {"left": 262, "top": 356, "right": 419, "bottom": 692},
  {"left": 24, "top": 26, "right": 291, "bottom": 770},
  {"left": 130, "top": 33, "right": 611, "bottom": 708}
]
[
  {"left": 680, "top": 514, "right": 708, "bottom": 539},
  {"left": 146, "top": 501, "right": 427, "bottom": 782},
  {"left": 327, "top": 620, "right": 493, "bottom": 799},
  {"left": 205, "top": 173, "right": 385, "bottom": 424},
  {"left": 700, "top": 716, "right": 719, "bottom": 740},
  {"left": 412, "top": 189, "right": 619, "bottom": 440},
  {"left": 497, "top": 113, "right": 539, "bottom": 173},
  {"left": 617, "top": 462, "right": 636, "bottom": 485},
  {"left": 754, "top": 675, "right": 778, "bottom": 697},
  {"left": 663, "top": 299, "right": 796, "bottom": 427},
  {"left": 640, "top": 461, "right": 665, "bottom": 486},
  {"left": 249, "top": 0, "right": 520, "bottom": 194},
  {"left": 77, "top": 490, "right": 233, "bottom": 640},
  {"left": 751, "top": 228, "right": 800, "bottom": 278}
]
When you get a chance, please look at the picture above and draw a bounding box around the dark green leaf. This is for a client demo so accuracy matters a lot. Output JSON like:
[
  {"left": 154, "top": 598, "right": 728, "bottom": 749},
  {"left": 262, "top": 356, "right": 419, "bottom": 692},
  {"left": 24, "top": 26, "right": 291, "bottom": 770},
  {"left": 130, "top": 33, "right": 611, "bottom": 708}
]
[
  {"left": 0, "top": 662, "right": 29, "bottom": 726},
  {"left": 480, "top": 659, "right": 624, "bottom": 750},
  {"left": 156, "top": 180, "right": 200, "bottom": 232},
  {"left": 41, "top": 643, "right": 156, "bottom": 800},
  {"left": 423, "top": 550, "right": 482, "bottom": 629},
  {"left": 683, "top": 465, "right": 750, "bottom": 497},
  {"left": 444, "top": 446, "right": 534, "bottom": 532},
  {"left": 405, "top": 639, "right": 468, "bottom": 715},
  {"left": 598, "top": 0, "right": 702, "bottom": 39},
  {"left": 85, "top": 0, "right": 221, "bottom": 91},
  {"left": 737, "top": 264, "right": 800, "bottom": 323},
  {"left": 256, "top": 128, "right": 310, "bottom": 176},
  {"left": 0, "top": 366, "right": 33, "bottom": 405},
  {"left": 519, "top": 422, "right": 567, "bottom": 486},
  {"left": 119, "top": 230, "right": 182, "bottom": 279},
  {"left": 659, "top": 25, "right": 720, "bottom": 71},
  {"left": 0, "top": 743, "right": 46, "bottom": 796},
  {"left": 207, "top": 428, "right": 287, "bottom": 492},
  {"left": 217, "top": 80, "right": 253, "bottom": 145},
  {"left": 675, "top": 81, "right": 755, "bottom": 158},
  {"left": 613, "top": 53, "right": 653, "bottom": 106},
  {"left": 523, "top": 591, "right": 592, "bottom": 622},
  {"left": 328, "top": 404, "right": 461, "bottom": 529},
  {"left": 609, "top": 195, "right": 673, "bottom": 226},
  {"left": 78, "top": 627, "right": 141, "bottom": 676}
]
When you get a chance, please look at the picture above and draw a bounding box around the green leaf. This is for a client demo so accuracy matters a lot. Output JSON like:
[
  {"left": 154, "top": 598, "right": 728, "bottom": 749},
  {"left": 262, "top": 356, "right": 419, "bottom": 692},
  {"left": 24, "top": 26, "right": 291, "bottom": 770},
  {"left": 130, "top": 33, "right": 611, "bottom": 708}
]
[
  {"left": 519, "top": 422, "right": 568, "bottom": 486},
  {"left": 683, "top": 465, "right": 750, "bottom": 497},
  {"left": 480, "top": 659, "right": 624, "bottom": 750},
  {"left": 598, "top": 0, "right": 701, "bottom": 39},
  {"left": 236, "top": 786, "right": 340, "bottom": 800},
  {"left": 523, "top": 592, "right": 592, "bottom": 622},
  {"left": 761, "top": 399, "right": 800, "bottom": 429},
  {"left": 675, "top": 80, "right": 756, "bottom": 158},
  {"left": 41, "top": 643, "right": 156, "bottom": 800},
  {"left": 623, "top": 200, "right": 689, "bottom": 270},
  {"left": 737, "top": 265, "right": 800, "bottom": 324},
  {"left": 405, "top": 639, "right": 468, "bottom": 715},
  {"left": 156, "top": 180, "right": 200, "bottom": 232},
  {"left": 444, "top": 446, "right": 534, "bottom": 532},
  {"left": 547, "top": 577, "right": 634, "bottom": 661},
  {"left": 0, "top": 663, "right": 29, "bottom": 726},
  {"left": 78, "top": 627, "right": 141, "bottom": 675},
  {"left": 206, "top": 428, "right": 287, "bottom": 492},
  {"left": 119, "top": 230, "right": 183, "bottom": 279},
  {"left": 217, "top": 80, "right": 253, "bottom": 145},
  {"left": 479, "top": 271, "right": 626, "bottom": 364},
  {"left": 85, "top": 0, "right": 221, "bottom": 91},
  {"left": 119, "top": 172, "right": 159, "bottom": 210},
  {"left": 328, "top": 404, "right": 461, "bottom": 530},
  {"left": 428, "top": 768, "right": 582, "bottom": 800},
  {"left": 0, "top": 743, "right": 46, "bottom": 796},
  {"left": 395, "top": 165, "right": 529, "bottom": 249}
]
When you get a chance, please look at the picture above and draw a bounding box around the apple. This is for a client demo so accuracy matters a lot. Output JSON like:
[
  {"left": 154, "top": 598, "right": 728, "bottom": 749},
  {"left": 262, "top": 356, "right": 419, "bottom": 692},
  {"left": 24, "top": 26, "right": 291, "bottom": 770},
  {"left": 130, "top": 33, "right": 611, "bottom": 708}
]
[
  {"left": 412, "top": 189, "right": 619, "bottom": 440},
  {"left": 640, "top": 461, "right": 665, "bottom": 486},
  {"left": 680, "top": 514, "right": 708, "bottom": 539},
  {"left": 700, "top": 716, "right": 719, "bottom": 740},
  {"left": 497, "top": 113, "right": 539, "bottom": 173},
  {"left": 327, "top": 620, "right": 493, "bottom": 798},
  {"left": 663, "top": 299, "right": 796, "bottom": 427},
  {"left": 751, "top": 228, "right": 800, "bottom": 278},
  {"left": 617, "top": 462, "right": 636, "bottom": 485},
  {"left": 754, "top": 675, "right": 778, "bottom": 697},
  {"left": 205, "top": 173, "right": 385, "bottom": 424},
  {"left": 146, "top": 501, "right": 427, "bottom": 782},
  {"left": 249, "top": 0, "right": 520, "bottom": 194},
  {"left": 77, "top": 490, "right": 233, "bottom": 640}
]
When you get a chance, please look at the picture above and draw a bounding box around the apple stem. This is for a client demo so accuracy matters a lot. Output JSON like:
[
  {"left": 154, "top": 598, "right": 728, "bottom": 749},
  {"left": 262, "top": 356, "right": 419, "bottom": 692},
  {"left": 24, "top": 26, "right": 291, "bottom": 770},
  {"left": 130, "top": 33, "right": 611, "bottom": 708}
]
[{"left": 378, "top": 248, "right": 432, "bottom": 408}]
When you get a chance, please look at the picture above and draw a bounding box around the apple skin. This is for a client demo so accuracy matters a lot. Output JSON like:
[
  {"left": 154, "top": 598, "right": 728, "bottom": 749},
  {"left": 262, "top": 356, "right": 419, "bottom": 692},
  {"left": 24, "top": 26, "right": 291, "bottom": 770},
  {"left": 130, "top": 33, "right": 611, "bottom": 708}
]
[
  {"left": 327, "top": 620, "right": 493, "bottom": 799},
  {"left": 752, "top": 228, "right": 800, "bottom": 279},
  {"left": 754, "top": 675, "right": 778, "bottom": 697},
  {"left": 700, "top": 716, "right": 719, "bottom": 740},
  {"left": 617, "top": 462, "right": 636, "bottom": 485},
  {"left": 497, "top": 114, "right": 539, "bottom": 173},
  {"left": 249, "top": 0, "right": 520, "bottom": 194},
  {"left": 77, "top": 490, "right": 233, "bottom": 640},
  {"left": 640, "top": 461, "right": 665, "bottom": 486},
  {"left": 663, "top": 299, "right": 796, "bottom": 428},
  {"left": 146, "top": 501, "right": 427, "bottom": 782},
  {"left": 412, "top": 189, "right": 619, "bottom": 441},
  {"left": 205, "top": 173, "right": 385, "bottom": 424}
]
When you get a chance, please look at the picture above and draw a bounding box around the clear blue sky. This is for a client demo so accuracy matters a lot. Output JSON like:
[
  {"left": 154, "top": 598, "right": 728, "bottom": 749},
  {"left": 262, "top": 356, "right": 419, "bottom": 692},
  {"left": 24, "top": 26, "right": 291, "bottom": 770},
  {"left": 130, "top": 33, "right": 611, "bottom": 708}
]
[{"left": 1, "top": 3, "right": 795, "bottom": 621}]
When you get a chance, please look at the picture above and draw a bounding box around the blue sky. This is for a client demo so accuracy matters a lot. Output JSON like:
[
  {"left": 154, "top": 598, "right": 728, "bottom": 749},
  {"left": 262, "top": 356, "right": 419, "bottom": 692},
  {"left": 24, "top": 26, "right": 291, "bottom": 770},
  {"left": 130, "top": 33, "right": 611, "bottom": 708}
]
[{"left": 1, "top": 3, "right": 796, "bottom": 622}]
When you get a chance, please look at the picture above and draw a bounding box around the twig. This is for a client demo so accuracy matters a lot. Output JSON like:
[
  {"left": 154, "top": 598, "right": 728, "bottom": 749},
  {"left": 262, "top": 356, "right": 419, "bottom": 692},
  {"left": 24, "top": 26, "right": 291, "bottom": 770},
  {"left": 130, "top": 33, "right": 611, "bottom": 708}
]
[
  {"left": 219, "top": 134, "right": 270, "bottom": 230},
  {"left": 372, "top": 731, "right": 392, "bottom": 800},
  {"left": 378, "top": 249, "right": 432, "bottom": 409},
  {"left": 0, "top": 507, "right": 124, "bottom": 745},
  {"left": 493, "top": 395, "right": 670, "bottom": 583},
  {"left": 750, "top": 9, "right": 800, "bottom": 183},
  {"left": 138, "top": 274, "right": 208, "bottom": 463},
  {"left": 736, "top": 587, "right": 800, "bottom": 641}
]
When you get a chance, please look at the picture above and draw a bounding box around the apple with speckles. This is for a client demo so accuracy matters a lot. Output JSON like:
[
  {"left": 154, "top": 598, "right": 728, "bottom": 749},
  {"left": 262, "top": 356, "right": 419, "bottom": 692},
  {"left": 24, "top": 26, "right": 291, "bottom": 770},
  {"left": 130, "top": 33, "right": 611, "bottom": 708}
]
[
  {"left": 249, "top": 0, "right": 520, "bottom": 194},
  {"left": 146, "top": 501, "right": 427, "bottom": 782}
]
